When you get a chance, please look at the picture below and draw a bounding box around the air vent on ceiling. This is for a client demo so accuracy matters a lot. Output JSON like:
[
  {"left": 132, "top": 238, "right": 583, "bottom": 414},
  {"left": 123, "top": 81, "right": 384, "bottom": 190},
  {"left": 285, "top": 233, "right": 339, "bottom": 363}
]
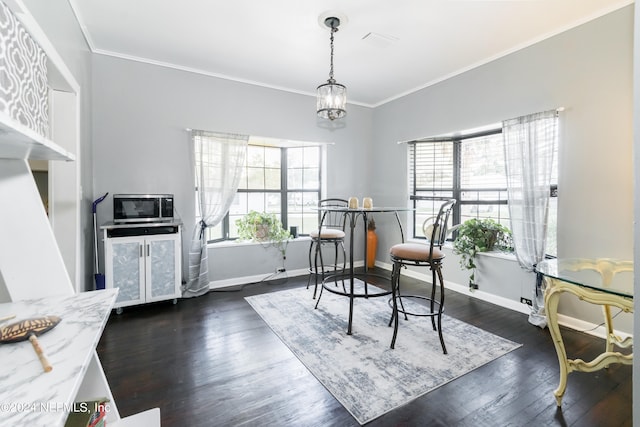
[{"left": 361, "top": 32, "right": 399, "bottom": 48}]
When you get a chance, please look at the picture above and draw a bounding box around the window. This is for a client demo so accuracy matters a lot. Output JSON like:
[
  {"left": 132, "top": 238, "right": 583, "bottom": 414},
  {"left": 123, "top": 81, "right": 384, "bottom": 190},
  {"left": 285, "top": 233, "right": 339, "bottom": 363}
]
[
  {"left": 409, "top": 125, "right": 558, "bottom": 255},
  {"left": 197, "top": 137, "right": 324, "bottom": 242}
]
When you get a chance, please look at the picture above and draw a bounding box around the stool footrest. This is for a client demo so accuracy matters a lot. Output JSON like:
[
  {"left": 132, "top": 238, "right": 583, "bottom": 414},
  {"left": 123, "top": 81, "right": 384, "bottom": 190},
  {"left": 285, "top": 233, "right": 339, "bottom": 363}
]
[{"left": 388, "top": 294, "right": 444, "bottom": 317}]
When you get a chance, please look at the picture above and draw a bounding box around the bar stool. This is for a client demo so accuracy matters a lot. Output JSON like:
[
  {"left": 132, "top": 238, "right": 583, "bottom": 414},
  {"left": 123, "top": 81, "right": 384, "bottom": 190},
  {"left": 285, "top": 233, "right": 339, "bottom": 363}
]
[
  {"left": 307, "top": 198, "right": 348, "bottom": 298},
  {"left": 388, "top": 199, "right": 456, "bottom": 353}
]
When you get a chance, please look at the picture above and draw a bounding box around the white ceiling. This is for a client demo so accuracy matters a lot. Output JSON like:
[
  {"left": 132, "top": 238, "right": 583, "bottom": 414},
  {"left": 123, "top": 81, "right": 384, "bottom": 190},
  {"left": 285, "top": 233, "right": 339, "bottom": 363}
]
[{"left": 68, "top": 0, "right": 632, "bottom": 107}]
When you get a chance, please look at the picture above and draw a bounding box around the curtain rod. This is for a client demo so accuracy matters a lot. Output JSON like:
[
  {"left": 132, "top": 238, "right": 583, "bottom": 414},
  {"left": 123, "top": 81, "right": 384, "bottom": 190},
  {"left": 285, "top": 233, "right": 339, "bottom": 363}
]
[
  {"left": 186, "top": 128, "right": 335, "bottom": 146},
  {"left": 396, "top": 107, "right": 565, "bottom": 145}
]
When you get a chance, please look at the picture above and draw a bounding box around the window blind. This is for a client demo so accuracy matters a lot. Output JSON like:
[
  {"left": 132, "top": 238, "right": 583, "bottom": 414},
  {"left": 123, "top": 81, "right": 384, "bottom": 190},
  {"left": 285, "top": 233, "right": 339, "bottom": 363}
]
[{"left": 409, "top": 141, "right": 454, "bottom": 198}]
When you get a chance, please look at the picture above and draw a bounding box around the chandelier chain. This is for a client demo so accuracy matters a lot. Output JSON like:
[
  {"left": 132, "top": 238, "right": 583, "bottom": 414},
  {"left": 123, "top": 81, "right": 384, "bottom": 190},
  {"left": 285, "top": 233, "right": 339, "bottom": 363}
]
[
  {"left": 329, "top": 26, "right": 336, "bottom": 82},
  {"left": 317, "top": 15, "right": 346, "bottom": 120}
]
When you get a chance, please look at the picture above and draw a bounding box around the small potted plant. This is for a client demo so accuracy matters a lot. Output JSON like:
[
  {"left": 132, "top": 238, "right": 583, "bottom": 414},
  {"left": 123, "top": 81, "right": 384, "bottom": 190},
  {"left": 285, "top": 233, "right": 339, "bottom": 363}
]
[
  {"left": 235, "top": 211, "right": 291, "bottom": 259},
  {"left": 452, "top": 218, "right": 513, "bottom": 288}
]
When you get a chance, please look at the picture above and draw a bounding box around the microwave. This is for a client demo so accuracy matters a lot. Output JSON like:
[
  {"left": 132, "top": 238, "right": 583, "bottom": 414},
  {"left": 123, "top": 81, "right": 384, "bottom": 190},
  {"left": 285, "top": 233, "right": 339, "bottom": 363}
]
[{"left": 113, "top": 194, "right": 174, "bottom": 223}]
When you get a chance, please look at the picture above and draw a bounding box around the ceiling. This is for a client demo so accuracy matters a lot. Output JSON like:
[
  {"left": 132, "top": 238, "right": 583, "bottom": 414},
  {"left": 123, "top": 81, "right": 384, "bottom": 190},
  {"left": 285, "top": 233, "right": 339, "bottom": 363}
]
[{"left": 67, "top": 0, "right": 631, "bottom": 107}]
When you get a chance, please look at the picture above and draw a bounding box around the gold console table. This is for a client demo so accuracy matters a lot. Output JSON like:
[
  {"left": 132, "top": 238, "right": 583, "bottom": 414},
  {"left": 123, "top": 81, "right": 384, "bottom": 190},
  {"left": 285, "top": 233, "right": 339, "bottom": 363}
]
[{"left": 537, "top": 258, "right": 633, "bottom": 406}]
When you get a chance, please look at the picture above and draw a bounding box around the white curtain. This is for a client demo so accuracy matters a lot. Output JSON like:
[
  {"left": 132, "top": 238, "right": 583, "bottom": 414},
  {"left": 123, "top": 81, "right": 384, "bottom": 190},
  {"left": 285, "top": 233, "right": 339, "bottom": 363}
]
[
  {"left": 502, "top": 110, "right": 558, "bottom": 328},
  {"left": 184, "top": 130, "right": 248, "bottom": 298}
]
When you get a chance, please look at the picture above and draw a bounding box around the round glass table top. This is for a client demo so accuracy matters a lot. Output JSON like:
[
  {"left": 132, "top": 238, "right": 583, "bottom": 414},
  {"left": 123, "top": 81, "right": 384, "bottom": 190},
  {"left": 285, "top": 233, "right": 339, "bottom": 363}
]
[{"left": 315, "top": 206, "right": 414, "bottom": 213}]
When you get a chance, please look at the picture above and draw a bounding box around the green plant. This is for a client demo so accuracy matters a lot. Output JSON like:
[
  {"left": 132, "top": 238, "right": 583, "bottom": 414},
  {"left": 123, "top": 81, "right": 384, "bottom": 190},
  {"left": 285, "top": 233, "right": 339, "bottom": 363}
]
[
  {"left": 452, "top": 218, "right": 513, "bottom": 284},
  {"left": 235, "top": 211, "right": 291, "bottom": 258}
]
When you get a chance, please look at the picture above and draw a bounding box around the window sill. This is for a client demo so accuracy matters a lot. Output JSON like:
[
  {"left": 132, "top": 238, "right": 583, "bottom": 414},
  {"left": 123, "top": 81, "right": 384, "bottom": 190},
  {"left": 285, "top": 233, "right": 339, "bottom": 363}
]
[
  {"left": 474, "top": 249, "right": 517, "bottom": 262},
  {"left": 207, "top": 236, "right": 311, "bottom": 249},
  {"left": 407, "top": 238, "right": 517, "bottom": 261}
]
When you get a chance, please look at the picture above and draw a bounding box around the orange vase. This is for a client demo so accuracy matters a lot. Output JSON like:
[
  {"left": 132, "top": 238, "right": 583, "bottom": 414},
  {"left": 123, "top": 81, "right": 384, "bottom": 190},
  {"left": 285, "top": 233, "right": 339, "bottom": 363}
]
[{"left": 366, "top": 229, "right": 378, "bottom": 268}]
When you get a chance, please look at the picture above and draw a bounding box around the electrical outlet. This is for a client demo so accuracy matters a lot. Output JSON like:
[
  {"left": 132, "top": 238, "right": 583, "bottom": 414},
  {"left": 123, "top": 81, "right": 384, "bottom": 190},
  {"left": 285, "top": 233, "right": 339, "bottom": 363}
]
[{"left": 520, "top": 297, "right": 532, "bottom": 306}]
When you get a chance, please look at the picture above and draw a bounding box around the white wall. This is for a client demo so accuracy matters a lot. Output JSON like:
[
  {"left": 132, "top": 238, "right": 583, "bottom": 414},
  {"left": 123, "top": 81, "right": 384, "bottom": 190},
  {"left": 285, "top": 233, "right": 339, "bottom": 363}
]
[
  {"left": 632, "top": 3, "right": 639, "bottom": 425},
  {"left": 23, "top": 0, "right": 95, "bottom": 291},
  {"left": 49, "top": 91, "right": 80, "bottom": 289},
  {"left": 370, "top": 6, "right": 634, "bottom": 333}
]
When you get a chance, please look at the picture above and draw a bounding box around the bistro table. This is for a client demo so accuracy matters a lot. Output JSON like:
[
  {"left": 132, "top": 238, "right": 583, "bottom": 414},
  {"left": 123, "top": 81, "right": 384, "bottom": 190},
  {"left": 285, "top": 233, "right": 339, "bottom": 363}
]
[
  {"left": 536, "top": 258, "right": 633, "bottom": 406},
  {"left": 314, "top": 206, "right": 412, "bottom": 335}
]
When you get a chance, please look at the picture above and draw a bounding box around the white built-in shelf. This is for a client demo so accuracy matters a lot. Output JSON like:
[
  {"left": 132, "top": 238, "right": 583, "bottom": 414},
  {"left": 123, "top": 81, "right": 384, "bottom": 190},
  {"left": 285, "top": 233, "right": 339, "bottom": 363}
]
[
  {"left": 0, "top": 2, "right": 159, "bottom": 425},
  {"left": 7, "top": 0, "right": 78, "bottom": 94},
  {"left": 0, "top": 0, "right": 78, "bottom": 162},
  {"left": 0, "top": 110, "right": 74, "bottom": 161}
]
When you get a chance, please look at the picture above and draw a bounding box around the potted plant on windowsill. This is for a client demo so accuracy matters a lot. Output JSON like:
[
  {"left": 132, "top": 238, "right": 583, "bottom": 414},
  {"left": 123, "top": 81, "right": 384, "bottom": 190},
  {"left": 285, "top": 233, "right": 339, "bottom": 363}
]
[
  {"left": 235, "top": 211, "right": 291, "bottom": 261},
  {"left": 452, "top": 218, "right": 513, "bottom": 289}
]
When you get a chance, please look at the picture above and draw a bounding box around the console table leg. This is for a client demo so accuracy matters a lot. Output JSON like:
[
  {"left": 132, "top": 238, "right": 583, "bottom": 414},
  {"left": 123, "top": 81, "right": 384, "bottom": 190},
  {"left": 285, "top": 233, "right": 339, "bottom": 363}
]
[
  {"left": 544, "top": 280, "right": 568, "bottom": 406},
  {"left": 603, "top": 304, "right": 614, "bottom": 355}
]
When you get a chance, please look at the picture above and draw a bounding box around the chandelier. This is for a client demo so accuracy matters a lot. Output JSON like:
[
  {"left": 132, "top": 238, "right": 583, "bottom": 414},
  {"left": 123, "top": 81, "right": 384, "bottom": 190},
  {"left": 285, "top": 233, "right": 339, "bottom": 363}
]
[{"left": 316, "top": 16, "right": 346, "bottom": 120}]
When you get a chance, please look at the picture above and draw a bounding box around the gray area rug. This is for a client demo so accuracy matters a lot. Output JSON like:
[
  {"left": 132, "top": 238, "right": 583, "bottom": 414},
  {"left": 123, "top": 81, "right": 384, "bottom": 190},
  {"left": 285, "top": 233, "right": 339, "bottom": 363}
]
[{"left": 245, "top": 282, "right": 522, "bottom": 425}]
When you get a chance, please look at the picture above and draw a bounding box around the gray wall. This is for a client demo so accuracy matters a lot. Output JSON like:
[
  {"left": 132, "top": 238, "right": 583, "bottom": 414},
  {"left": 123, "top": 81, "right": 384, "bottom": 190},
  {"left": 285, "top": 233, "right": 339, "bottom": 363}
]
[
  {"left": 22, "top": 2, "right": 639, "bottom": 422},
  {"left": 89, "top": 6, "right": 634, "bottom": 333},
  {"left": 371, "top": 6, "right": 634, "bottom": 332},
  {"left": 91, "top": 55, "right": 373, "bottom": 281},
  {"left": 30, "top": 3, "right": 634, "bottom": 331}
]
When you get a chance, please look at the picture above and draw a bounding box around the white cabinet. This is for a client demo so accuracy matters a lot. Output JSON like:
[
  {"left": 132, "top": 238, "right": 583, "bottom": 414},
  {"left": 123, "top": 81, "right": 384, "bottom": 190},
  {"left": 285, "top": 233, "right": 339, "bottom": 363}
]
[{"left": 104, "top": 224, "right": 182, "bottom": 312}]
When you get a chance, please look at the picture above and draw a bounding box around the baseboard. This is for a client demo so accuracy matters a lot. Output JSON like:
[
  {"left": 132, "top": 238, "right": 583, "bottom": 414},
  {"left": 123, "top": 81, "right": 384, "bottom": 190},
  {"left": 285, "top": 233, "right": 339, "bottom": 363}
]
[
  {"left": 208, "top": 267, "right": 309, "bottom": 290},
  {"left": 373, "top": 261, "right": 631, "bottom": 341},
  {"left": 374, "top": 261, "right": 531, "bottom": 316},
  {"left": 208, "top": 260, "right": 630, "bottom": 341},
  {"left": 208, "top": 261, "right": 366, "bottom": 290},
  {"left": 555, "top": 313, "right": 633, "bottom": 341}
]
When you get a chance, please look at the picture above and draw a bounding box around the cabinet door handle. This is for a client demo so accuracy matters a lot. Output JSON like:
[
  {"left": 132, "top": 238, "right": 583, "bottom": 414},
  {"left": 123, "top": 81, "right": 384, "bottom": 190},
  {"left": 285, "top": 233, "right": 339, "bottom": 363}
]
[
  {"left": 139, "top": 244, "right": 143, "bottom": 258},
  {"left": 146, "top": 244, "right": 150, "bottom": 257}
]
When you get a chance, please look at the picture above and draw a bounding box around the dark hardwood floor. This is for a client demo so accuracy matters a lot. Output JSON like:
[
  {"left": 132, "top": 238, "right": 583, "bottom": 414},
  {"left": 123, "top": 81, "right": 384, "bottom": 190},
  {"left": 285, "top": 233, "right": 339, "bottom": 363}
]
[{"left": 97, "top": 270, "right": 632, "bottom": 426}]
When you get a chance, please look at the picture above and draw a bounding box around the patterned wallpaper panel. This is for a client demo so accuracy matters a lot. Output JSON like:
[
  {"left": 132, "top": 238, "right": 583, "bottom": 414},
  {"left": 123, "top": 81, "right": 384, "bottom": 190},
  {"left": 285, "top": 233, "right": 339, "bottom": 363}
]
[{"left": 0, "top": 1, "right": 49, "bottom": 138}]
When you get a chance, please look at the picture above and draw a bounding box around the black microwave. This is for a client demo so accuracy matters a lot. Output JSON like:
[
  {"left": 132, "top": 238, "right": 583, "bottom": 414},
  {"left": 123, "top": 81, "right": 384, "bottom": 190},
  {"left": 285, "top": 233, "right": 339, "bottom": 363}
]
[{"left": 113, "top": 194, "right": 174, "bottom": 223}]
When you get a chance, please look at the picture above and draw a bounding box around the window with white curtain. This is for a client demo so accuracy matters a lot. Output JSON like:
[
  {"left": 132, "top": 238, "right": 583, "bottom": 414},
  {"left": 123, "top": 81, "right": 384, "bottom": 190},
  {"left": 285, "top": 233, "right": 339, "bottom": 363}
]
[
  {"left": 408, "top": 124, "right": 558, "bottom": 256},
  {"left": 196, "top": 136, "right": 325, "bottom": 242}
]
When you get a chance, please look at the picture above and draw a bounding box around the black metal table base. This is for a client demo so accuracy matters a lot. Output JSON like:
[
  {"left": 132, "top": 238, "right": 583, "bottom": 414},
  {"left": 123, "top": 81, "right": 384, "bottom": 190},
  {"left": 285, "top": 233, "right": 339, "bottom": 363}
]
[{"left": 315, "top": 272, "right": 392, "bottom": 335}]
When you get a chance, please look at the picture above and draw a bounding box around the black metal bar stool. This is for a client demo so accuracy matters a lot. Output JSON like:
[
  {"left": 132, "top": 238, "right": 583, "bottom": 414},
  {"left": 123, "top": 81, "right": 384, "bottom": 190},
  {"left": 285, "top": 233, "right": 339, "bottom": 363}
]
[
  {"left": 307, "top": 198, "right": 348, "bottom": 298},
  {"left": 388, "top": 199, "right": 456, "bottom": 353}
]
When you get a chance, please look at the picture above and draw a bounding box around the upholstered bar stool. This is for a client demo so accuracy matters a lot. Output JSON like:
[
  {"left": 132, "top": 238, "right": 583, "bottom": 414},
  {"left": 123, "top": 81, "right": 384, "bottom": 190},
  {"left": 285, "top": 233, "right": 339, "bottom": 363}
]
[
  {"left": 307, "top": 198, "right": 348, "bottom": 298},
  {"left": 388, "top": 199, "right": 456, "bottom": 353}
]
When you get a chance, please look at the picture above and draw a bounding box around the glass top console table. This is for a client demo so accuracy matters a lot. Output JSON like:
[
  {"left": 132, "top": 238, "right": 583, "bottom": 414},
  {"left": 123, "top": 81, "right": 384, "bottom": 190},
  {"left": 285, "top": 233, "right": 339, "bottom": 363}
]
[
  {"left": 536, "top": 258, "right": 633, "bottom": 406},
  {"left": 314, "top": 206, "right": 412, "bottom": 335}
]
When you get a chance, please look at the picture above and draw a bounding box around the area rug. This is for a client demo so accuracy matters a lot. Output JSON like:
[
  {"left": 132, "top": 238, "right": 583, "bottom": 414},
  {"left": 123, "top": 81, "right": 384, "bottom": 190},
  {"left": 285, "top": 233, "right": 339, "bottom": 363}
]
[{"left": 245, "top": 282, "right": 522, "bottom": 425}]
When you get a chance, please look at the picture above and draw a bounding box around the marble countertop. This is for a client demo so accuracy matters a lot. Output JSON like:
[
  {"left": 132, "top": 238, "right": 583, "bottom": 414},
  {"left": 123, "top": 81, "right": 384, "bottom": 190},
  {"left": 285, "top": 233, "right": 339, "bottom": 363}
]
[{"left": 0, "top": 289, "right": 118, "bottom": 426}]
